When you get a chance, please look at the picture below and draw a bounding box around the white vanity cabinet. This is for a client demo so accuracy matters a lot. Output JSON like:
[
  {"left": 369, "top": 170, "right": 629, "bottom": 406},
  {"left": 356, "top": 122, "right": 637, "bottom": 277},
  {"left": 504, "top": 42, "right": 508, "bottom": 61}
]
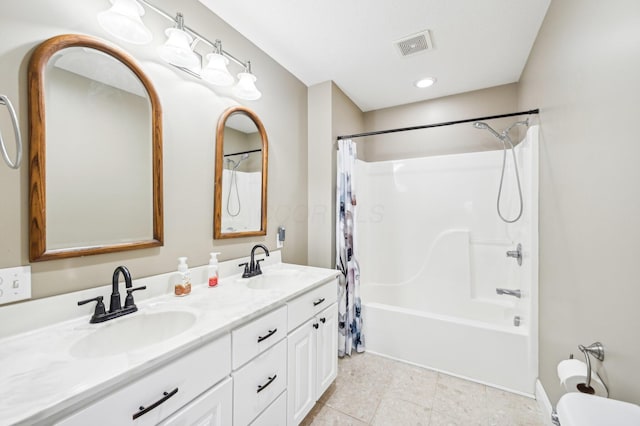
[
  {"left": 287, "top": 280, "right": 339, "bottom": 426},
  {"left": 55, "top": 334, "right": 231, "bottom": 426}
]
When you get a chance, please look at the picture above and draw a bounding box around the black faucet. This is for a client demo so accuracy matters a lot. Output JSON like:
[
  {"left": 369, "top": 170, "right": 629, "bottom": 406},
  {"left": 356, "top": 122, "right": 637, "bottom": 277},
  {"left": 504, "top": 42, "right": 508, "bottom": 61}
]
[
  {"left": 240, "top": 244, "right": 270, "bottom": 278},
  {"left": 78, "top": 266, "right": 146, "bottom": 323},
  {"left": 110, "top": 265, "right": 131, "bottom": 312}
]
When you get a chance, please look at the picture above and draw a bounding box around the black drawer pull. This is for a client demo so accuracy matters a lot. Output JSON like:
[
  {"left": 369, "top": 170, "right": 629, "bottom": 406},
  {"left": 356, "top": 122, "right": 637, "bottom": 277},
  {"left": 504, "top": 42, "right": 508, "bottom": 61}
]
[
  {"left": 313, "top": 297, "right": 325, "bottom": 306},
  {"left": 320, "top": 317, "right": 326, "bottom": 323},
  {"left": 313, "top": 323, "right": 319, "bottom": 329},
  {"left": 257, "top": 328, "right": 278, "bottom": 343},
  {"left": 133, "top": 387, "right": 179, "bottom": 420},
  {"left": 257, "top": 375, "right": 277, "bottom": 393}
]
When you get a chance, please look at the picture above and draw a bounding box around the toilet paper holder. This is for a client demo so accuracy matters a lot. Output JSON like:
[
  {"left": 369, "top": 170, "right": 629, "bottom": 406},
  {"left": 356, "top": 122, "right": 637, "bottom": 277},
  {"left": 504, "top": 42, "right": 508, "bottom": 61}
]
[{"left": 576, "top": 341, "right": 605, "bottom": 395}]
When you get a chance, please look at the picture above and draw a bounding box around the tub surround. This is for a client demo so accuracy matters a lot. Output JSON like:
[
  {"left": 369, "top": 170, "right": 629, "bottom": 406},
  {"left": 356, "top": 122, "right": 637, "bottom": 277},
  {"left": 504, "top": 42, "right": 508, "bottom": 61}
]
[
  {"left": 0, "top": 251, "right": 339, "bottom": 425},
  {"left": 358, "top": 127, "right": 539, "bottom": 395}
]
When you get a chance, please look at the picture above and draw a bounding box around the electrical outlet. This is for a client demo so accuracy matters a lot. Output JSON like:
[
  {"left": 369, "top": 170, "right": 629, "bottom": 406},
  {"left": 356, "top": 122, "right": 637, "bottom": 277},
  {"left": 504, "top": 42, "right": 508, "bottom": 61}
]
[{"left": 0, "top": 266, "right": 31, "bottom": 305}]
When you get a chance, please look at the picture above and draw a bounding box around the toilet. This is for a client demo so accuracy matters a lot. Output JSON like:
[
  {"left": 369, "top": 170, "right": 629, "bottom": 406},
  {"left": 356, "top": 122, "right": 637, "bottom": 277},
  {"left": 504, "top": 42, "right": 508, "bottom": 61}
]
[{"left": 556, "top": 393, "right": 640, "bottom": 426}]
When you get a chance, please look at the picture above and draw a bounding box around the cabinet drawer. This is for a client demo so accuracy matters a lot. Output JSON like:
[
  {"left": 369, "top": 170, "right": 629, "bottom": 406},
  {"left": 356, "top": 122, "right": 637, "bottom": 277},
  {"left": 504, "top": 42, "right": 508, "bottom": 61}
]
[
  {"left": 159, "top": 377, "right": 232, "bottom": 426},
  {"left": 56, "top": 334, "right": 231, "bottom": 426},
  {"left": 233, "top": 339, "right": 287, "bottom": 426},
  {"left": 288, "top": 279, "right": 337, "bottom": 332},
  {"left": 250, "top": 390, "right": 286, "bottom": 426},
  {"left": 232, "top": 305, "right": 287, "bottom": 369}
]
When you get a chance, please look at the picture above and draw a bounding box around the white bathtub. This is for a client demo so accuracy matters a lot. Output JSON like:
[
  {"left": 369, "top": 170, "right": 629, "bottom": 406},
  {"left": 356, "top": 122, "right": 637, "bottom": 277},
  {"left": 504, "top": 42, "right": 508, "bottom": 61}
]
[
  {"left": 362, "top": 299, "right": 535, "bottom": 394},
  {"left": 357, "top": 126, "right": 539, "bottom": 395}
]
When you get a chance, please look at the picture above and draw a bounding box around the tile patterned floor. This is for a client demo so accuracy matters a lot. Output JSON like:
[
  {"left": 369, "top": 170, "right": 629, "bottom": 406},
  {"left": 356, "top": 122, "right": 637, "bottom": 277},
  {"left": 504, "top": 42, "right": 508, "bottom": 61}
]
[{"left": 301, "top": 352, "right": 546, "bottom": 426}]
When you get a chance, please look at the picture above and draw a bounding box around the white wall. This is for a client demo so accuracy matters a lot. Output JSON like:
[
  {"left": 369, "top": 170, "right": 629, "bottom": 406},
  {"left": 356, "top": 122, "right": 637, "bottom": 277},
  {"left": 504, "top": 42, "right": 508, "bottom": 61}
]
[
  {"left": 0, "top": 0, "right": 308, "bottom": 299},
  {"left": 518, "top": 0, "right": 640, "bottom": 405}
]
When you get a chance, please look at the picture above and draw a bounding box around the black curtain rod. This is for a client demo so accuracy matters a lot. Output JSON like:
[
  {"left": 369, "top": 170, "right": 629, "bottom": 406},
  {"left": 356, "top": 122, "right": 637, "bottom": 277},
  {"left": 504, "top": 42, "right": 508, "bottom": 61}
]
[
  {"left": 223, "top": 148, "right": 262, "bottom": 157},
  {"left": 336, "top": 109, "right": 540, "bottom": 140}
]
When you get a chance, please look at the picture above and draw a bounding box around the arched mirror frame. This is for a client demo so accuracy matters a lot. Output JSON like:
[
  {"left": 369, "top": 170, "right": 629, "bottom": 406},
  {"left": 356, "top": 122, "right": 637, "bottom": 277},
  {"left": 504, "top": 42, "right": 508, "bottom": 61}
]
[
  {"left": 214, "top": 106, "right": 268, "bottom": 239},
  {"left": 28, "top": 34, "right": 164, "bottom": 261}
]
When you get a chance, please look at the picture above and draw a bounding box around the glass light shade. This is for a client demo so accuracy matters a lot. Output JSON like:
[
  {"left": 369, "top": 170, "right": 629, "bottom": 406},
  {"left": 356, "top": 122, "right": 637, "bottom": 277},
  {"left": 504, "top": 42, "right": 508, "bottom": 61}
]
[
  {"left": 234, "top": 72, "right": 262, "bottom": 100},
  {"left": 202, "top": 53, "right": 234, "bottom": 86},
  {"left": 157, "top": 28, "right": 200, "bottom": 69},
  {"left": 97, "top": 0, "right": 152, "bottom": 45}
]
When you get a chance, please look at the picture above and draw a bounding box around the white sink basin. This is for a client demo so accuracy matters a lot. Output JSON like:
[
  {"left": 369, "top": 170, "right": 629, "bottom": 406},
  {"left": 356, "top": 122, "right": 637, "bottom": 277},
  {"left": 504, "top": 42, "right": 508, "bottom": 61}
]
[
  {"left": 263, "top": 268, "right": 300, "bottom": 277},
  {"left": 242, "top": 268, "right": 301, "bottom": 290},
  {"left": 70, "top": 310, "right": 197, "bottom": 358}
]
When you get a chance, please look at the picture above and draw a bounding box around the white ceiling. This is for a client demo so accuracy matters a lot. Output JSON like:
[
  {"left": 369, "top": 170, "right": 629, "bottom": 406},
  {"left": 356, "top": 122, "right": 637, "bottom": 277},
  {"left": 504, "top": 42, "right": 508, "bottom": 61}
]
[{"left": 199, "top": 0, "right": 551, "bottom": 112}]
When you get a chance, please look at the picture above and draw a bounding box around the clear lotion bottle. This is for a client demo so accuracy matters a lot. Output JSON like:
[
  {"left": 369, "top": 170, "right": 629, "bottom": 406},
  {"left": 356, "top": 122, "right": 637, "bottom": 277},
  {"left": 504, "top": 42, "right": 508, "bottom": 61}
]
[{"left": 175, "top": 257, "right": 192, "bottom": 296}]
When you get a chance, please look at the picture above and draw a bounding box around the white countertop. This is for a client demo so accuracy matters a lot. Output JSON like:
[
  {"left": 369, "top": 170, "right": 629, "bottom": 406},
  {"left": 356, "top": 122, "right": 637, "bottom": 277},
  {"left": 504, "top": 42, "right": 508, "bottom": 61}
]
[{"left": 0, "top": 258, "right": 339, "bottom": 425}]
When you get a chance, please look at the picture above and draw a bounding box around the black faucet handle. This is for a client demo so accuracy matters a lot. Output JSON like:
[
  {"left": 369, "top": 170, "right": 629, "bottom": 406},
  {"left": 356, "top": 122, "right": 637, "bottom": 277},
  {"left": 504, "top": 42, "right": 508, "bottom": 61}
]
[
  {"left": 78, "top": 296, "right": 107, "bottom": 322},
  {"left": 239, "top": 262, "right": 250, "bottom": 277},
  {"left": 124, "top": 286, "right": 147, "bottom": 309},
  {"left": 255, "top": 258, "right": 265, "bottom": 274}
]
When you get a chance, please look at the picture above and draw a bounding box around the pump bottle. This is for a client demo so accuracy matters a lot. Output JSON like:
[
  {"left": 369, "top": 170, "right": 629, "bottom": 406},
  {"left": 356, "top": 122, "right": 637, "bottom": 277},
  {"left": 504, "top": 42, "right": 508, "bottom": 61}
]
[
  {"left": 208, "top": 252, "right": 221, "bottom": 287},
  {"left": 175, "top": 257, "right": 192, "bottom": 296}
]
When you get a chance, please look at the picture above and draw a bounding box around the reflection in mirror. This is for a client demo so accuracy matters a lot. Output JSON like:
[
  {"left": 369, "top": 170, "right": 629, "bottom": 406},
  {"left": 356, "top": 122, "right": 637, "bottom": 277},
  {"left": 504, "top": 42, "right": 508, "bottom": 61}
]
[
  {"left": 29, "top": 34, "right": 163, "bottom": 261},
  {"left": 214, "top": 106, "right": 268, "bottom": 239}
]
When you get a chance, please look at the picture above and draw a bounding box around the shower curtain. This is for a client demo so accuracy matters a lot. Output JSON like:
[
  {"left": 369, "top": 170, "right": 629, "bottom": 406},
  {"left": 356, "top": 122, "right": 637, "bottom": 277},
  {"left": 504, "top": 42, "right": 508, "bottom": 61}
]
[{"left": 336, "top": 139, "right": 364, "bottom": 356}]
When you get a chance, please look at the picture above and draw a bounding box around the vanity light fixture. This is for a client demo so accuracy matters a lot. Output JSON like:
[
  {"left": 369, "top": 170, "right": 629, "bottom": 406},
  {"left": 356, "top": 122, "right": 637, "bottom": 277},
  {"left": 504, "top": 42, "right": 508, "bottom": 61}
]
[
  {"left": 157, "top": 13, "right": 200, "bottom": 69},
  {"left": 97, "top": 0, "right": 153, "bottom": 45},
  {"left": 415, "top": 77, "right": 437, "bottom": 88},
  {"left": 96, "top": 0, "right": 262, "bottom": 100},
  {"left": 234, "top": 62, "right": 262, "bottom": 101}
]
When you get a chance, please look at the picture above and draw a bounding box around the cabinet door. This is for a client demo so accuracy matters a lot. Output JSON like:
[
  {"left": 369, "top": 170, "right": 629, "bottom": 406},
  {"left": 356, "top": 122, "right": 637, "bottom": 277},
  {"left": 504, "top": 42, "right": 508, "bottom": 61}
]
[
  {"left": 316, "top": 303, "right": 338, "bottom": 399},
  {"left": 287, "top": 319, "right": 317, "bottom": 426},
  {"left": 159, "top": 377, "right": 232, "bottom": 426}
]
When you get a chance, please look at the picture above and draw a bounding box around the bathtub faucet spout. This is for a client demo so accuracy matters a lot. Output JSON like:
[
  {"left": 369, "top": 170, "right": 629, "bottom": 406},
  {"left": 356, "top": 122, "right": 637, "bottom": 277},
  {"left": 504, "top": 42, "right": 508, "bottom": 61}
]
[{"left": 496, "top": 288, "right": 522, "bottom": 298}]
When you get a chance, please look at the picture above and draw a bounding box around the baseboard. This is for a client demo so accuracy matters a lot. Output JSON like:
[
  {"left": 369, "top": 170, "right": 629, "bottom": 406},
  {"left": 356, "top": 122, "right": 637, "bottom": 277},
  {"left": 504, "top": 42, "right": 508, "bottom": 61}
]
[{"left": 536, "top": 379, "right": 553, "bottom": 425}]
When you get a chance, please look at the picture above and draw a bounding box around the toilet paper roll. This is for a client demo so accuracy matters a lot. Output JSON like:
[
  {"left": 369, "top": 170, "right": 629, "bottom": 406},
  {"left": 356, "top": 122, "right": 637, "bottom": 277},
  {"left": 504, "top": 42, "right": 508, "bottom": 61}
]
[{"left": 557, "top": 358, "right": 608, "bottom": 397}]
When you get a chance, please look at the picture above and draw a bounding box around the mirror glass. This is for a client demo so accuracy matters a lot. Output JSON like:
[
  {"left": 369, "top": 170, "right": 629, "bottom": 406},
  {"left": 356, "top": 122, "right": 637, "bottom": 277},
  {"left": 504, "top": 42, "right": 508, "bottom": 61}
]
[
  {"left": 214, "top": 106, "right": 268, "bottom": 239},
  {"left": 29, "top": 35, "right": 163, "bottom": 261}
]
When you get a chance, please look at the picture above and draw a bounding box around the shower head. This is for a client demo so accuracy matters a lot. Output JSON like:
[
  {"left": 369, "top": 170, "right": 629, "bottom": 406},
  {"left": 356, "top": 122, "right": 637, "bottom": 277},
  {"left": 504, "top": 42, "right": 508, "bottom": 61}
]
[
  {"left": 227, "top": 152, "right": 250, "bottom": 170},
  {"left": 473, "top": 121, "right": 502, "bottom": 139},
  {"left": 504, "top": 119, "right": 529, "bottom": 134}
]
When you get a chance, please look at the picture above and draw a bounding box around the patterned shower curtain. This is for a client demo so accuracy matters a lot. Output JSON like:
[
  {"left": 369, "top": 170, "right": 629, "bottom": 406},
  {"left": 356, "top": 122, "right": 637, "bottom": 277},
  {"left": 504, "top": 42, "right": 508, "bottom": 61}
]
[{"left": 336, "top": 139, "right": 364, "bottom": 356}]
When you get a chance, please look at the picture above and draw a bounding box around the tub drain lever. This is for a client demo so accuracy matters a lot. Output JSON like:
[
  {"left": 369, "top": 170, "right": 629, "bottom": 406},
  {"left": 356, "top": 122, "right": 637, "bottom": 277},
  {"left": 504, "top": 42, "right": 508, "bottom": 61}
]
[{"left": 496, "top": 288, "right": 522, "bottom": 298}]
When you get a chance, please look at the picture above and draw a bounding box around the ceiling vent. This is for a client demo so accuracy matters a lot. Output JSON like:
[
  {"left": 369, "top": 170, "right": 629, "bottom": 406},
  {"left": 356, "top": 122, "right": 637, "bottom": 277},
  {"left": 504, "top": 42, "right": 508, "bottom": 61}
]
[{"left": 394, "top": 30, "right": 433, "bottom": 56}]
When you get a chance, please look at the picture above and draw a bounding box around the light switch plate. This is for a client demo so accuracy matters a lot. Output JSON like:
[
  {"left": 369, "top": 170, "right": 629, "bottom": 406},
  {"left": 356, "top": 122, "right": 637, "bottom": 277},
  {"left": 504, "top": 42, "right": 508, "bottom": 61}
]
[{"left": 0, "top": 266, "right": 31, "bottom": 305}]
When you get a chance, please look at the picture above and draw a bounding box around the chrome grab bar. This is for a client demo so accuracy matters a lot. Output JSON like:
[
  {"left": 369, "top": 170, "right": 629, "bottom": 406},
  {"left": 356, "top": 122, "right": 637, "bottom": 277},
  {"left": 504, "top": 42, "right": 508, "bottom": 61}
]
[{"left": 0, "top": 94, "right": 22, "bottom": 169}]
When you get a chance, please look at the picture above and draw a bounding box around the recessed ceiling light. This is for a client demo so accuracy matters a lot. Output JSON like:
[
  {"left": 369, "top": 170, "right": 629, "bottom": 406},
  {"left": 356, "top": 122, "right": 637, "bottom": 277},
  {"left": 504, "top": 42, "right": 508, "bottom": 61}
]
[{"left": 415, "top": 77, "right": 436, "bottom": 88}]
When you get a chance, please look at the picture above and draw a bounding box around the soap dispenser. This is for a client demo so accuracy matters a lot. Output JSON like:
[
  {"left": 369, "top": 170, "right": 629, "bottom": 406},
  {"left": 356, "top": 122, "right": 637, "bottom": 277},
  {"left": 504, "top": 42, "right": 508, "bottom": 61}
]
[
  {"left": 175, "top": 257, "right": 192, "bottom": 296},
  {"left": 208, "top": 252, "right": 221, "bottom": 287}
]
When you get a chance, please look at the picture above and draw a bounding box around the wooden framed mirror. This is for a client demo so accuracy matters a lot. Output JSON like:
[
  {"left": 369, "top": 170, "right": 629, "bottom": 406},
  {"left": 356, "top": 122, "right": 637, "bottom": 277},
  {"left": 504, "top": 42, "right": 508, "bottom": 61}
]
[
  {"left": 214, "top": 106, "right": 268, "bottom": 239},
  {"left": 28, "top": 34, "right": 163, "bottom": 261}
]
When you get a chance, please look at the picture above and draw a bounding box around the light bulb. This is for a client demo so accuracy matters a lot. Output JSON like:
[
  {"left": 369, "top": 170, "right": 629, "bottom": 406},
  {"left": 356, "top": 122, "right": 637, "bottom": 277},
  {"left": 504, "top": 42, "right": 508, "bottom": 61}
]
[
  {"left": 202, "top": 53, "right": 234, "bottom": 86},
  {"left": 234, "top": 72, "right": 262, "bottom": 100},
  {"left": 97, "top": 0, "right": 152, "bottom": 45},
  {"left": 157, "top": 28, "right": 200, "bottom": 69}
]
